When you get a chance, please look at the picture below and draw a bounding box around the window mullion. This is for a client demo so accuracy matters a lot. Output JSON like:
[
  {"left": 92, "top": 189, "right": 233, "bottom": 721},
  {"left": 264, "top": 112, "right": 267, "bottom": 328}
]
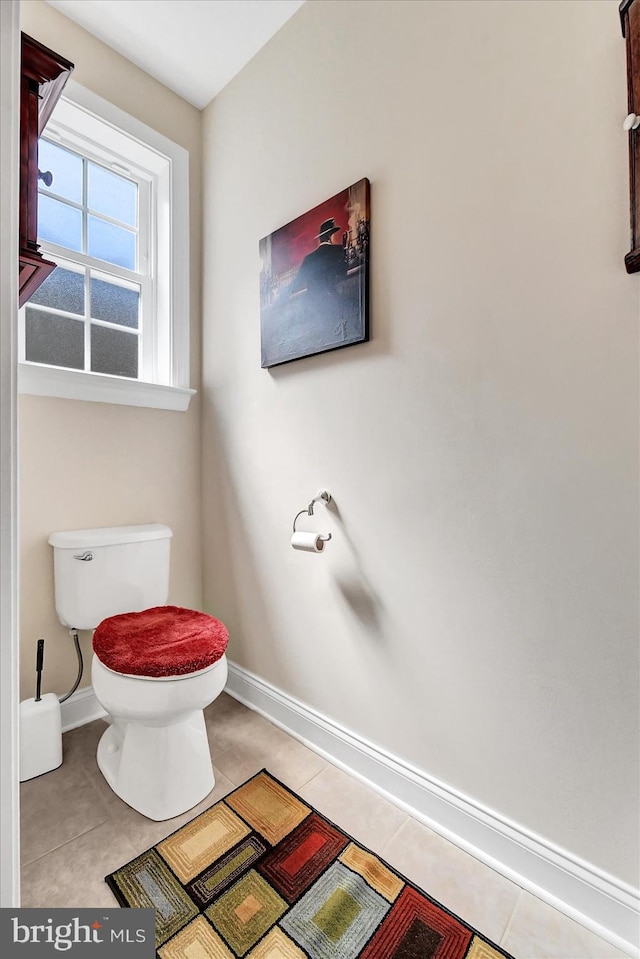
[
  {"left": 86, "top": 209, "right": 140, "bottom": 234},
  {"left": 81, "top": 156, "right": 88, "bottom": 255},
  {"left": 138, "top": 178, "right": 154, "bottom": 382},
  {"left": 84, "top": 265, "right": 91, "bottom": 373},
  {"left": 82, "top": 159, "right": 91, "bottom": 373}
]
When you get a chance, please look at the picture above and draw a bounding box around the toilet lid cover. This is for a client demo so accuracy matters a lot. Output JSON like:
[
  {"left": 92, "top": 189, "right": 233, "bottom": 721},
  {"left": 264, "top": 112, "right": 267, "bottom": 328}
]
[{"left": 93, "top": 605, "right": 229, "bottom": 678}]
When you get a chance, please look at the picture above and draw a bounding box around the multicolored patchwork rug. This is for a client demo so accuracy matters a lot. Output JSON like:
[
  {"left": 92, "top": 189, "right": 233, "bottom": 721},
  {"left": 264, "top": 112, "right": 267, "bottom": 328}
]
[{"left": 106, "top": 769, "right": 515, "bottom": 959}]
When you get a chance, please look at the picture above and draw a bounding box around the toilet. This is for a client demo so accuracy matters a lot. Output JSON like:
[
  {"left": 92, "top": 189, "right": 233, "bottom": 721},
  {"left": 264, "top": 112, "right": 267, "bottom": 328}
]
[{"left": 48, "top": 523, "right": 229, "bottom": 821}]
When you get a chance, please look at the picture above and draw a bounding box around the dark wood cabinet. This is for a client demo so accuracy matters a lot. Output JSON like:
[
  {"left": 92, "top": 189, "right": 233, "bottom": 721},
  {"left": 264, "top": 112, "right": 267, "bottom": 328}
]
[{"left": 19, "top": 33, "right": 73, "bottom": 307}]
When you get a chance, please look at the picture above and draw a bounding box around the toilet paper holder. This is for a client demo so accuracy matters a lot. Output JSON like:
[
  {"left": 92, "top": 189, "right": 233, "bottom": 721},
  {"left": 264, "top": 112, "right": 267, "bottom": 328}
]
[{"left": 292, "top": 490, "right": 332, "bottom": 541}]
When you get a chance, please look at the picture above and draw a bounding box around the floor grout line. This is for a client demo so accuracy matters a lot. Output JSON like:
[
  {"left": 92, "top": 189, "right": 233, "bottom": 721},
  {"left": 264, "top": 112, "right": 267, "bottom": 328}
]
[
  {"left": 499, "top": 887, "right": 523, "bottom": 952},
  {"left": 21, "top": 820, "right": 122, "bottom": 870},
  {"left": 378, "top": 814, "right": 409, "bottom": 858},
  {"left": 294, "top": 759, "right": 330, "bottom": 792}
]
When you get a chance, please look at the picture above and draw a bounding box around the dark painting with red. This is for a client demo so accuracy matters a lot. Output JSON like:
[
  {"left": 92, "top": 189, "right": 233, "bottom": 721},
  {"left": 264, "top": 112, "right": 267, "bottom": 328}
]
[{"left": 260, "top": 178, "right": 370, "bottom": 368}]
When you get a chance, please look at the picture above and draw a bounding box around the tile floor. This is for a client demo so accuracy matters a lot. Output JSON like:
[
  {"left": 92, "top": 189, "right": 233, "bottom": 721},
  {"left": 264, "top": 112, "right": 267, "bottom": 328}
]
[{"left": 20, "top": 693, "right": 630, "bottom": 959}]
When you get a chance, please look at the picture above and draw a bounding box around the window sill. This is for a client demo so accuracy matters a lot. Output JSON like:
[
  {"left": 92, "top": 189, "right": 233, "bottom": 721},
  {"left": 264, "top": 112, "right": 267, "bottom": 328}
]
[{"left": 18, "top": 363, "right": 195, "bottom": 412}]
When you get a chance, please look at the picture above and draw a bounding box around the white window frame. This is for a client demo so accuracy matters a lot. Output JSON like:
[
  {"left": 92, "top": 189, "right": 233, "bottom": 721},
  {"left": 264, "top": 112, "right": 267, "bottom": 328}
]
[{"left": 18, "top": 80, "right": 195, "bottom": 412}]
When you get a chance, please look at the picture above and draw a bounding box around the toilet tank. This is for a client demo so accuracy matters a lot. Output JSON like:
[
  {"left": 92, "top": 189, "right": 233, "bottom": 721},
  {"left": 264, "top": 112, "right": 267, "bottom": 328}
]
[{"left": 48, "top": 524, "right": 172, "bottom": 630}]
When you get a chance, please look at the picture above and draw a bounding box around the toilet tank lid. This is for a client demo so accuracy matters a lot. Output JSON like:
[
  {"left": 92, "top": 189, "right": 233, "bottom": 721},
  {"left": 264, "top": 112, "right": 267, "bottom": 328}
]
[{"left": 48, "top": 524, "right": 173, "bottom": 549}]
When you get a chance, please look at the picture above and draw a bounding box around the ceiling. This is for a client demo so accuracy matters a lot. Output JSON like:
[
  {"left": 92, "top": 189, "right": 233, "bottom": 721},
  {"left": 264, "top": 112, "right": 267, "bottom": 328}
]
[{"left": 45, "top": 0, "right": 306, "bottom": 110}]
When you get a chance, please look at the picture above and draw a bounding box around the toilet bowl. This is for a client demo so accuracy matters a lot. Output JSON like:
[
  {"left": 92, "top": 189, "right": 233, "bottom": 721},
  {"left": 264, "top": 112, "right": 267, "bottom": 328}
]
[
  {"left": 48, "top": 524, "right": 229, "bottom": 821},
  {"left": 92, "top": 653, "right": 228, "bottom": 821}
]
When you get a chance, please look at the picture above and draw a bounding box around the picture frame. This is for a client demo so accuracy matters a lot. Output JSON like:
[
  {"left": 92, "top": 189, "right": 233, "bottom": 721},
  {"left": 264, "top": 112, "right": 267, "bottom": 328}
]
[{"left": 259, "top": 178, "right": 370, "bottom": 368}]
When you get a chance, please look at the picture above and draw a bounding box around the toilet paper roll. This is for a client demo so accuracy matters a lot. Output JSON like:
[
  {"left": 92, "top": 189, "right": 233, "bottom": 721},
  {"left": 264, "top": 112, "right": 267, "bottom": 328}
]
[{"left": 291, "top": 531, "right": 326, "bottom": 552}]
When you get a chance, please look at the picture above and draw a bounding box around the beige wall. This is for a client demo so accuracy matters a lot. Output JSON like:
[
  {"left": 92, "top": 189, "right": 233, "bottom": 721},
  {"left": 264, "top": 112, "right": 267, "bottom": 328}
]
[
  {"left": 18, "top": 1, "right": 203, "bottom": 698},
  {"left": 201, "top": 0, "right": 639, "bottom": 886}
]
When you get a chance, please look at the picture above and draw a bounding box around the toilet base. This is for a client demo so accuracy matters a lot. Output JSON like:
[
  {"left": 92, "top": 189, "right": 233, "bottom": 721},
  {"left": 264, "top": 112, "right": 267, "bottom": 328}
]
[{"left": 97, "top": 710, "right": 215, "bottom": 821}]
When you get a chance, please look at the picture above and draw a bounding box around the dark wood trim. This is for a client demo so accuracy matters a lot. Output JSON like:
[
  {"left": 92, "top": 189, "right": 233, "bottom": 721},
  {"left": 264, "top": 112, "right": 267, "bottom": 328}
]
[
  {"left": 624, "top": 247, "right": 640, "bottom": 272},
  {"left": 20, "top": 34, "right": 74, "bottom": 134},
  {"left": 621, "top": 0, "right": 640, "bottom": 272}
]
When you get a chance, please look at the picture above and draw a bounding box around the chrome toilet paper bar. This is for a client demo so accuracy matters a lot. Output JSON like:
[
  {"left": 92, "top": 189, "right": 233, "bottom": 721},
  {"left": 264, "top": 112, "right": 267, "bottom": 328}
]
[{"left": 292, "top": 490, "right": 332, "bottom": 551}]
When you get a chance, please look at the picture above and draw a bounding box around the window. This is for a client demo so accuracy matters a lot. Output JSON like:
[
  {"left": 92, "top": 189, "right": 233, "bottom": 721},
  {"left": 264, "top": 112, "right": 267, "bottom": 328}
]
[
  {"left": 19, "top": 82, "right": 194, "bottom": 411},
  {"left": 27, "top": 141, "right": 146, "bottom": 380}
]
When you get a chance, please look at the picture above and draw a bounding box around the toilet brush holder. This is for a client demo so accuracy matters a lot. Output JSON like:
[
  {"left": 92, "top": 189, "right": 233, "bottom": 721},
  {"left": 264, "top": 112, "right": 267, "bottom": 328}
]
[{"left": 19, "top": 639, "right": 62, "bottom": 782}]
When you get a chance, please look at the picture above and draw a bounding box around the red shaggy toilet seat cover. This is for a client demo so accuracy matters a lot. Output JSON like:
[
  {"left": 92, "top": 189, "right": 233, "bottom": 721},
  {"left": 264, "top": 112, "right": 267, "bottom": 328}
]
[{"left": 93, "top": 605, "right": 229, "bottom": 678}]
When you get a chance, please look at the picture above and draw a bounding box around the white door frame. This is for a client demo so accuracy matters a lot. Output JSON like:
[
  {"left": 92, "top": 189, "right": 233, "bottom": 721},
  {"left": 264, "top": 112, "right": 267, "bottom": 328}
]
[{"left": 0, "top": 0, "right": 21, "bottom": 908}]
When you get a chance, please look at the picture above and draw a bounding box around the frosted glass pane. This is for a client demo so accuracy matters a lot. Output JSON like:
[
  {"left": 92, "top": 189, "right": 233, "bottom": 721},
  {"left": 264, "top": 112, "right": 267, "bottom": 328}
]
[
  {"left": 38, "top": 140, "right": 82, "bottom": 204},
  {"left": 88, "top": 163, "right": 136, "bottom": 227},
  {"left": 90, "top": 277, "right": 139, "bottom": 329},
  {"left": 91, "top": 325, "right": 138, "bottom": 378},
  {"left": 88, "top": 216, "right": 136, "bottom": 269},
  {"left": 38, "top": 195, "right": 82, "bottom": 252},
  {"left": 25, "top": 308, "right": 84, "bottom": 370},
  {"left": 29, "top": 266, "right": 84, "bottom": 315}
]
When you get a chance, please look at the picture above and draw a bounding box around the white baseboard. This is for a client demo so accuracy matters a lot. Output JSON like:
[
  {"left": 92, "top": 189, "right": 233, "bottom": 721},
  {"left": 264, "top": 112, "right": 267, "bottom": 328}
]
[
  {"left": 225, "top": 661, "right": 640, "bottom": 956},
  {"left": 60, "top": 685, "right": 107, "bottom": 732}
]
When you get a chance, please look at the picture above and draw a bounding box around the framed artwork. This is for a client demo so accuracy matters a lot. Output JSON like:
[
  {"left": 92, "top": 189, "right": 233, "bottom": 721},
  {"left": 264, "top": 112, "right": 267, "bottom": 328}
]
[{"left": 259, "top": 178, "right": 370, "bottom": 368}]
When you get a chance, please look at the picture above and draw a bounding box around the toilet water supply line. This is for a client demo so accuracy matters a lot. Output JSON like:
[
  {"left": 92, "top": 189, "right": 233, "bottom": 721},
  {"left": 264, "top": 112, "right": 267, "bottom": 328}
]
[{"left": 58, "top": 629, "right": 83, "bottom": 704}]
